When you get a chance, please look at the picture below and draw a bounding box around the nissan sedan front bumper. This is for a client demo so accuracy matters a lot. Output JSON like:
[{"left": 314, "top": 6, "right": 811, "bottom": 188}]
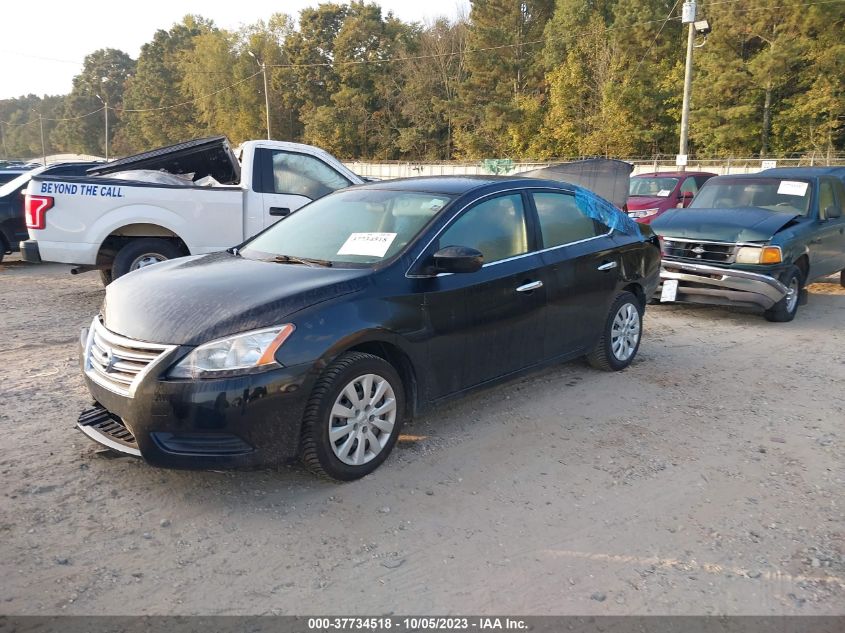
[{"left": 656, "top": 260, "right": 788, "bottom": 309}]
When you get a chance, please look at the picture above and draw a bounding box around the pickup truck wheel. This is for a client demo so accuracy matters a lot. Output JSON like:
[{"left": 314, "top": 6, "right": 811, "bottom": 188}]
[
  {"left": 300, "top": 352, "right": 405, "bottom": 481},
  {"left": 586, "top": 291, "right": 643, "bottom": 371},
  {"left": 111, "top": 239, "right": 183, "bottom": 281},
  {"left": 764, "top": 265, "right": 802, "bottom": 323}
]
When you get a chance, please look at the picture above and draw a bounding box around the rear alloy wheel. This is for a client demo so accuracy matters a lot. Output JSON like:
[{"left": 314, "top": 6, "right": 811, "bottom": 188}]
[
  {"left": 109, "top": 238, "right": 184, "bottom": 283},
  {"left": 587, "top": 291, "right": 643, "bottom": 371},
  {"left": 764, "top": 265, "right": 803, "bottom": 323},
  {"left": 300, "top": 352, "right": 405, "bottom": 481}
]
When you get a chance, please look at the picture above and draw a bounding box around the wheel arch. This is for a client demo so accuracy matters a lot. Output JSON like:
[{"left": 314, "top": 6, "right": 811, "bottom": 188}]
[
  {"left": 328, "top": 338, "right": 420, "bottom": 419},
  {"left": 621, "top": 281, "right": 646, "bottom": 308},
  {"left": 96, "top": 223, "right": 190, "bottom": 268}
]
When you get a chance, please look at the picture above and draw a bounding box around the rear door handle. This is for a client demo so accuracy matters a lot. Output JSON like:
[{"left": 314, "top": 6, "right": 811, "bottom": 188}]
[
  {"left": 597, "top": 261, "right": 618, "bottom": 271},
  {"left": 516, "top": 281, "right": 543, "bottom": 293},
  {"left": 269, "top": 207, "right": 291, "bottom": 217}
]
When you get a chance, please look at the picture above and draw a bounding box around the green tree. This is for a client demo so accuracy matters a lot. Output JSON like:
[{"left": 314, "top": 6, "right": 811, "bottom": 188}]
[
  {"left": 53, "top": 49, "right": 135, "bottom": 156},
  {"left": 118, "top": 16, "right": 216, "bottom": 153},
  {"left": 455, "top": 0, "right": 554, "bottom": 158}
]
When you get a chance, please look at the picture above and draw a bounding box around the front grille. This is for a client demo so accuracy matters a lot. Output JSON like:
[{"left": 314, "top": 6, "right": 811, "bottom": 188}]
[
  {"left": 662, "top": 238, "right": 736, "bottom": 264},
  {"left": 84, "top": 316, "right": 175, "bottom": 397}
]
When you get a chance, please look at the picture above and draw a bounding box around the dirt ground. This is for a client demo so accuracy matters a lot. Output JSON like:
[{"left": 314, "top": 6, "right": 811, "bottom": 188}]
[{"left": 1, "top": 253, "right": 843, "bottom": 616}]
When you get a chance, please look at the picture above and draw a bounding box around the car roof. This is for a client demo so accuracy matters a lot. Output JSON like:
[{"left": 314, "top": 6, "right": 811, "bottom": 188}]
[
  {"left": 350, "top": 175, "right": 569, "bottom": 196},
  {"left": 634, "top": 171, "right": 716, "bottom": 178},
  {"left": 759, "top": 166, "right": 845, "bottom": 179}
]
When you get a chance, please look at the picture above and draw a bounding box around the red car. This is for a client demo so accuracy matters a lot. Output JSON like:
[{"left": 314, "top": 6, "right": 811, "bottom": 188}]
[{"left": 627, "top": 171, "right": 716, "bottom": 223}]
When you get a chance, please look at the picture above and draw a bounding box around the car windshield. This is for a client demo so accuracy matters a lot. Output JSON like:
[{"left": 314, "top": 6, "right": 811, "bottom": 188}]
[
  {"left": 690, "top": 178, "right": 812, "bottom": 215},
  {"left": 240, "top": 188, "right": 451, "bottom": 265},
  {"left": 629, "top": 177, "right": 678, "bottom": 197}
]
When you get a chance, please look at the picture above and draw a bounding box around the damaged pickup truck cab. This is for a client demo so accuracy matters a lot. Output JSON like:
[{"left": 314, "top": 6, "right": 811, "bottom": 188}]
[{"left": 651, "top": 167, "right": 845, "bottom": 322}]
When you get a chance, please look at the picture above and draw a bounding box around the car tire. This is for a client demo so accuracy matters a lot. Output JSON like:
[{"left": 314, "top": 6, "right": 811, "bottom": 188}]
[
  {"left": 764, "top": 265, "right": 803, "bottom": 323},
  {"left": 99, "top": 269, "right": 113, "bottom": 286},
  {"left": 586, "top": 291, "right": 643, "bottom": 372},
  {"left": 110, "top": 238, "right": 183, "bottom": 282},
  {"left": 300, "top": 351, "right": 405, "bottom": 481}
]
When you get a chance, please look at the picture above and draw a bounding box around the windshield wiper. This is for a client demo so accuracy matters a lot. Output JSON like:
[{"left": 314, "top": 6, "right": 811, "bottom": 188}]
[{"left": 272, "top": 254, "right": 333, "bottom": 267}]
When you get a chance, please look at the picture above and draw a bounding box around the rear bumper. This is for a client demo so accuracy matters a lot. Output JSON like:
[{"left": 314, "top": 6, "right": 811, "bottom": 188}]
[
  {"left": 657, "top": 260, "right": 788, "bottom": 309},
  {"left": 22, "top": 237, "right": 99, "bottom": 265},
  {"left": 20, "top": 239, "right": 41, "bottom": 263}
]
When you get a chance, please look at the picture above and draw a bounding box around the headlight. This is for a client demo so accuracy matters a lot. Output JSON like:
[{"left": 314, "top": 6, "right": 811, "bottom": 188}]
[
  {"left": 735, "top": 246, "right": 782, "bottom": 265},
  {"left": 169, "top": 324, "right": 295, "bottom": 379},
  {"left": 628, "top": 208, "right": 660, "bottom": 218}
]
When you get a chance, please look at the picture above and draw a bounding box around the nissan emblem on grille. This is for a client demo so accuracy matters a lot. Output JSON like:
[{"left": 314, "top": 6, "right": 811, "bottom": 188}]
[{"left": 84, "top": 316, "right": 175, "bottom": 397}]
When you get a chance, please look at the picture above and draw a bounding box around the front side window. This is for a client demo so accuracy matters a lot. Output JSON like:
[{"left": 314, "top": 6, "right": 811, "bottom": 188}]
[
  {"left": 819, "top": 180, "right": 837, "bottom": 219},
  {"left": 241, "top": 189, "right": 449, "bottom": 265},
  {"left": 680, "top": 177, "right": 699, "bottom": 196},
  {"left": 532, "top": 192, "right": 599, "bottom": 248},
  {"left": 439, "top": 194, "right": 528, "bottom": 264},
  {"left": 266, "top": 150, "right": 351, "bottom": 199}
]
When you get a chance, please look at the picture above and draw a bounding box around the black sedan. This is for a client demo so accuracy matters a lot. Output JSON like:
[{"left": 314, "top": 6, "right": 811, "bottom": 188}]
[{"left": 77, "top": 177, "right": 660, "bottom": 480}]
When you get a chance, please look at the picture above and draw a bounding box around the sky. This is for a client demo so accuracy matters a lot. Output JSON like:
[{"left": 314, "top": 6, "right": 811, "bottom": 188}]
[{"left": 1, "top": 0, "right": 471, "bottom": 100}]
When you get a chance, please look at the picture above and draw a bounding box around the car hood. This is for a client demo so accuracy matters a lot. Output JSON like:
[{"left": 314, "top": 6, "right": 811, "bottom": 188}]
[
  {"left": 627, "top": 196, "right": 670, "bottom": 210},
  {"left": 102, "top": 252, "right": 371, "bottom": 345},
  {"left": 650, "top": 206, "right": 800, "bottom": 242}
]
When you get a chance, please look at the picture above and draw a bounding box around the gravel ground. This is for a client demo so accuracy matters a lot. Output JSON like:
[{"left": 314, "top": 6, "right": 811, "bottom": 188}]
[{"left": 1, "top": 253, "right": 843, "bottom": 615}]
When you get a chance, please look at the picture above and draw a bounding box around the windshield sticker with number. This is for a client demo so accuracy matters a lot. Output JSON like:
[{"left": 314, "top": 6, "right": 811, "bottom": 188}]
[
  {"left": 777, "top": 181, "right": 808, "bottom": 196},
  {"left": 337, "top": 232, "right": 397, "bottom": 258}
]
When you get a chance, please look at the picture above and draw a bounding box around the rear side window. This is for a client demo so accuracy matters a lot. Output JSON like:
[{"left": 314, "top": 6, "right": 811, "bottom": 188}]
[
  {"left": 439, "top": 194, "right": 529, "bottom": 264},
  {"left": 532, "top": 192, "right": 601, "bottom": 248}
]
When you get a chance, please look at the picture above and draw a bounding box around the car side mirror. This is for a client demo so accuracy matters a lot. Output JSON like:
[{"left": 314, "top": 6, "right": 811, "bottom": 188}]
[
  {"left": 825, "top": 205, "right": 841, "bottom": 219},
  {"left": 679, "top": 191, "right": 694, "bottom": 200},
  {"left": 432, "top": 246, "right": 483, "bottom": 274}
]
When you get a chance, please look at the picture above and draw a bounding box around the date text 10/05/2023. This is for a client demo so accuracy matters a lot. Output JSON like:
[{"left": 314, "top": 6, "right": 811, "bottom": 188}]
[{"left": 306, "top": 617, "right": 528, "bottom": 630}]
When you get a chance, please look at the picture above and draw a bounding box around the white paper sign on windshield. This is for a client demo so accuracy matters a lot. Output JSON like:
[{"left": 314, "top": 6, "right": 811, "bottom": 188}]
[
  {"left": 337, "top": 232, "right": 397, "bottom": 257},
  {"left": 777, "top": 181, "right": 808, "bottom": 196},
  {"left": 657, "top": 189, "right": 672, "bottom": 197}
]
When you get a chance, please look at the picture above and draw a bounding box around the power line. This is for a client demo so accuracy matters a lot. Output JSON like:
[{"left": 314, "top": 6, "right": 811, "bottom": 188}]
[{"left": 115, "top": 71, "right": 263, "bottom": 113}]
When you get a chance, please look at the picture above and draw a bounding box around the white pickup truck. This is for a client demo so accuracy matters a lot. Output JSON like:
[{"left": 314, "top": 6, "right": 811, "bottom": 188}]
[{"left": 21, "top": 136, "right": 364, "bottom": 283}]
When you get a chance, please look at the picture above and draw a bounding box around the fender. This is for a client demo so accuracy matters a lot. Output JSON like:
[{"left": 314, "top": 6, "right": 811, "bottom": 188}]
[{"left": 89, "top": 204, "right": 190, "bottom": 252}]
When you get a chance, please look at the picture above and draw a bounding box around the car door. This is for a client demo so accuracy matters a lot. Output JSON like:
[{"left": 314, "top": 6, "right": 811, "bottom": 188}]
[
  {"left": 252, "top": 148, "right": 353, "bottom": 229},
  {"left": 812, "top": 178, "right": 845, "bottom": 278},
  {"left": 420, "top": 191, "right": 547, "bottom": 397},
  {"left": 530, "top": 190, "right": 619, "bottom": 359}
]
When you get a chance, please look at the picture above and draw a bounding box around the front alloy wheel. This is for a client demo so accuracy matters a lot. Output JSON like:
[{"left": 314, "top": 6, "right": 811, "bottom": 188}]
[{"left": 301, "top": 352, "right": 404, "bottom": 480}]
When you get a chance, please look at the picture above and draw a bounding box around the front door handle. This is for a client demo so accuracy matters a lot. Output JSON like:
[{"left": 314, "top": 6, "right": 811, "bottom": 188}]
[
  {"left": 597, "top": 261, "right": 618, "bottom": 271},
  {"left": 269, "top": 207, "right": 291, "bottom": 217},
  {"left": 516, "top": 280, "right": 543, "bottom": 293}
]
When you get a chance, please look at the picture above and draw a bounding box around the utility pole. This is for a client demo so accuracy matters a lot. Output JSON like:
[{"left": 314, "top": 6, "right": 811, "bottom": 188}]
[
  {"left": 32, "top": 109, "right": 46, "bottom": 165},
  {"left": 96, "top": 77, "right": 110, "bottom": 160},
  {"left": 678, "top": 1, "right": 697, "bottom": 173},
  {"left": 96, "top": 96, "right": 109, "bottom": 160},
  {"left": 249, "top": 51, "right": 272, "bottom": 140}
]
